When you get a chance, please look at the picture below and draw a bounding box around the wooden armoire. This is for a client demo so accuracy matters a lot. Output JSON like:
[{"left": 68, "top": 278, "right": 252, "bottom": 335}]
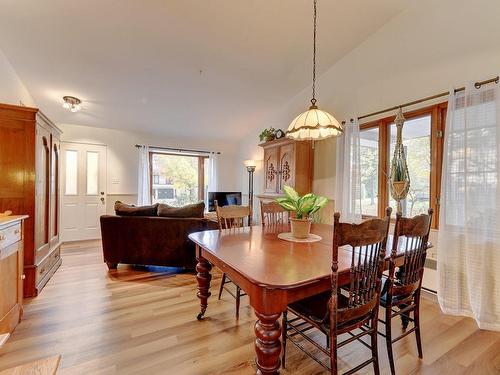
[
  {"left": 257, "top": 138, "right": 314, "bottom": 201},
  {"left": 0, "top": 103, "right": 62, "bottom": 297}
]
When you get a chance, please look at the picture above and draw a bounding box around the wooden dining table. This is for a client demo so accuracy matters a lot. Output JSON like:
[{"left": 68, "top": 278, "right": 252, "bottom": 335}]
[{"left": 188, "top": 223, "right": 429, "bottom": 375}]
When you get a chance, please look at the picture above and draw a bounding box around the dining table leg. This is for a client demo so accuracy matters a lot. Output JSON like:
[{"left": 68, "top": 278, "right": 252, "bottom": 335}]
[
  {"left": 254, "top": 310, "right": 282, "bottom": 375},
  {"left": 196, "top": 251, "right": 212, "bottom": 320}
]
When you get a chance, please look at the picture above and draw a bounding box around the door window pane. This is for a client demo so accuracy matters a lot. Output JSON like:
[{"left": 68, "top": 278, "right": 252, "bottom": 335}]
[
  {"left": 360, "top": 127, "right": 379, "bottom": 216},
  {"left": 86, "top": 151, "right": 99, "bottom": 195},
  {"left": 389, "top": 115, "right": 431, "bottom": 217},
  {"left": 65, "top": 150, "right": 78, "bottom": 195},
  {"left": 151, "top": 153, "right": 200, "bottom": 206}
]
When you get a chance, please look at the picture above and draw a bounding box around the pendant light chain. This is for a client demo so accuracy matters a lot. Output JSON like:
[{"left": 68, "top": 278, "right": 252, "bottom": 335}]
[
  {"left": 311, "top": 0, "right": 317, "bottom": 107},
  {"left": 285, "top": 0, "right": 343, "bottom": 141}
]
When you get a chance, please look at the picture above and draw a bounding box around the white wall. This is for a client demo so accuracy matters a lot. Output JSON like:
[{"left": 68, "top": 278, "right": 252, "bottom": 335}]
[
  {"left": 236, "top": 0, "right": 500, "bottom": 291},
  {"left": 59, "top": 123, "right": 240, "bottom": 213},
  {"left": 237, "top": 0, "right": 500, "bottom": 215},
  {"left": 0, "top": 48, "right": 35, "bottom": 107}
]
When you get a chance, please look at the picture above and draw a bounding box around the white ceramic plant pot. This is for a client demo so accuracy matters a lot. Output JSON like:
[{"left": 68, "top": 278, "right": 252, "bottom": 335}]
[{"left": 290, "top": 217, "right": 312, "bottom": 239}]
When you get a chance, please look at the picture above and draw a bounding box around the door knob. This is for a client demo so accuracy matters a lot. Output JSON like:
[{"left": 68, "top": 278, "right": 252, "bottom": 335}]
[{"left": 101, "top": 197, "right": 105, "bottom": 203}]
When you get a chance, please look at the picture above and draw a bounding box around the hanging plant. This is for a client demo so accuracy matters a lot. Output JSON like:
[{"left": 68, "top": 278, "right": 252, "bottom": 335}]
[{"left": 389, "top": 108, "right": 411, "bottom": 213}]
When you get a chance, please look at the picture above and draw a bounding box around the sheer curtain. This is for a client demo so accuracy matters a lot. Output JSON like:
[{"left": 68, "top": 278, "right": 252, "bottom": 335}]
[
  {"left": 137, "top": 145, "right": 151, "bottom": 206},
  {"left": 438, "top": 81, "right": 500, "bottom": 331},
  {"left": 206, "top": 152, "right": 219, "bottom": 202},
  {"left": 335, "top": 118, "right": 362, "bottom": 223}
]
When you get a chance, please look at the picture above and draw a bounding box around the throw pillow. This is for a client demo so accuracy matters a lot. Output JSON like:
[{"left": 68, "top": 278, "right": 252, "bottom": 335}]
[
  {"left": 114, "top": 201, "right": 159, "bottom": 216},
  {"left": 157, "top": 201, "right": 205, "bottom": 218}
]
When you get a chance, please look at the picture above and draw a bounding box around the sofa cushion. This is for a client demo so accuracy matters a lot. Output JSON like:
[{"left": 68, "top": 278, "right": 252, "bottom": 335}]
[
  {"left": 114, "top": 201, "right": 159, "bottom": 216},
  {"left": 158, "top": 202, "right": 205, "bottom": 218}
]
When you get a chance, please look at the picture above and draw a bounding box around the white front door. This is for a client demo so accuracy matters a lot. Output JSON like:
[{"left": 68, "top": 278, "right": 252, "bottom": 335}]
[{"left": 61, "top": 142, "right": 107, "bottom": 242}]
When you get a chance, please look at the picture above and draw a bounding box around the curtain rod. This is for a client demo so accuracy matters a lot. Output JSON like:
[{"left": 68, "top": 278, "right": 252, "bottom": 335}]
[
  {"left": 134, "top": 144, "right": 221, "bottom": 155},
  {"left": 356, "top": 75, "right": 499, "bottom": 121}
]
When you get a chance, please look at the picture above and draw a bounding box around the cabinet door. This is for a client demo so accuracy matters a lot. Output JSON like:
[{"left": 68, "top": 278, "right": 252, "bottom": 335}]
[
  {"left": 263, "top": 147, "right": 278, "bottom": 194},
  {"left": 278, "top": 143, "right": 295, "bottom": 193},
  {"left": 0, "top": 249, "right": 21, "bottom": 334},
  {"left": 49, "top": 135, "right": 60, "bottom": 247},
  {"left": 34, "top": 125, "right": 51, "bottom": 259}
]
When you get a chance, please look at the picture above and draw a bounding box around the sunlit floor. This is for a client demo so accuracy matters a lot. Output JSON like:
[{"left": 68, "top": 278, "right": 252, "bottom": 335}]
[{"left": 0, "top": 241, "right": 498, "bottom": 374}]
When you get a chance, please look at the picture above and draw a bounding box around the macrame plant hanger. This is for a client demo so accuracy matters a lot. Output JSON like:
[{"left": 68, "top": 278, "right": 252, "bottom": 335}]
[{"left": 389, "top": 107, "right": 410, "bottom": 215}]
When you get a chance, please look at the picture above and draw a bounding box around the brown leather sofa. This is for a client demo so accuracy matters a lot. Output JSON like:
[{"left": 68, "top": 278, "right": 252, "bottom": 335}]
[{"left": 100, "top": 215, "right": 218, "bottom": 270}]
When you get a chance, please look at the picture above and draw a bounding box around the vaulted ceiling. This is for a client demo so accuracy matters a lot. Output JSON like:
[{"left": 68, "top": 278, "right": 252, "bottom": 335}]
[{"left": 0, "top": 0, "right": 409, "bottom": 140}]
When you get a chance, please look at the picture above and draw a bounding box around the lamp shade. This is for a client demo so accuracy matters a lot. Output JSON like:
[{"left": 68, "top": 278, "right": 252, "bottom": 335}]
[
  {"left": 286, "top": 105, "right": 344, "bottom": 141},
  {"left": 243, "top": 159, "right": 257, "bottom": 168}
]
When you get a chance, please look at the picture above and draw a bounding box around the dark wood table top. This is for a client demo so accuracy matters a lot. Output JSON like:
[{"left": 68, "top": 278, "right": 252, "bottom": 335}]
[{"left": 189, "top": 223, "right": 430, "bottom": 290}]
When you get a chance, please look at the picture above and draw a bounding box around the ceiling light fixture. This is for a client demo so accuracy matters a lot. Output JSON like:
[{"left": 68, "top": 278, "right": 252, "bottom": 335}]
[
  {"left": 62, "top": 96, "right": 82, "bottom": 112},
  {"left": 286, "top": 0, "right": 343, "bottom": 141}
]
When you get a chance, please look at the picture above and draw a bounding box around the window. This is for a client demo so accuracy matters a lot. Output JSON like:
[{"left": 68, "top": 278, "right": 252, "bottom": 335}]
[
  {"left": 86, "top": 151, "right": 99, "bottom": 195},
  {"left": 65, "top": 150, "right": 78, "bottom": 195},
  {"left": 149, "top": 152, "right": 208, "bottom": 206},
  {"left": 359, "top": 103, "right": 446, "bottom": 228},
  {"left": 389, "top": 116, "right": 431, "bottom": 217}
]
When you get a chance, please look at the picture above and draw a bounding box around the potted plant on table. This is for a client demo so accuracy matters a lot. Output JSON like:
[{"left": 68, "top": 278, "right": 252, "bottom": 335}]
[{"left": 276, "top": 186, "right": 328, "bottom": 239}]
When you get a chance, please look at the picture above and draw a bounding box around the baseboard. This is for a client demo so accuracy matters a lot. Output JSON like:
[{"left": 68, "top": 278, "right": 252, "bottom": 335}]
[
  {"left": 422, "top": 287, "right": 438, "bottom": 302},
  {"left": 425, "top": 258, "right": 437, "bottom": 270}
]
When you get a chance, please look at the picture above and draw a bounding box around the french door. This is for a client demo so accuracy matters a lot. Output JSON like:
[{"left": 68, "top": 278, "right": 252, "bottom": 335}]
[{"left": 60, "top": 142, "right": 107, "bottom": 242}]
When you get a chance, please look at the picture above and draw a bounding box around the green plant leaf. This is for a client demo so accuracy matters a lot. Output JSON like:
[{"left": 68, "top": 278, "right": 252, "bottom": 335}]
[
  {"left": 310, "top": 196, "right": 328, "bottom": 214},
  {"left": 275, "top": 197, "right": 289, "bottom": 203},
  {"left": 315, "top": 196, "right": 328, "bottom": 208},
  {"left": 277, "top": 201, "right": 296, "bottom": 212},
  {"left": 299, "top": 195, "right": 316, "bottom": 215},
  {"left": 283, "top": 185, "right": 299, "bottom": 203}
]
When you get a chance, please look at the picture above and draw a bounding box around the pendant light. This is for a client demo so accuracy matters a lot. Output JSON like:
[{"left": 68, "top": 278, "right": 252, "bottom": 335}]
[{"left": 286, "top": 0, "right": 343, "bottom": 141}]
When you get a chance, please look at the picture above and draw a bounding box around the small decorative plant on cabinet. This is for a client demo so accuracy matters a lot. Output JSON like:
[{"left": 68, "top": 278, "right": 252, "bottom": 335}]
[
  {"left": 259, "top": 127, "right": 276, "bottom": 143},
  {"left": 275, "top": 185, "right": 328, "bottom": 239}
]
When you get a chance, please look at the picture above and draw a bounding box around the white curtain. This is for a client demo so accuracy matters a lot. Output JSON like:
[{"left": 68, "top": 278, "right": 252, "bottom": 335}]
[
  {"left": 335, "top": 118, "right": 362, "bottom": 223},
  {"left": 438, "top": 81, "right": 500, "bottom": 331},
  {"left": 137, "top": 145, "right": 151, "bottom": 206},
  {"left": 206, "top": 152, "right": 219, "bottom": 202}
]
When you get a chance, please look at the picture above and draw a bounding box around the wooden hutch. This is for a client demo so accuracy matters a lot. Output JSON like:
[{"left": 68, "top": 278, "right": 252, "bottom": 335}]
[
  {"left": 0, "top": 104, "right": 62, "bottom": 297},
  {"left": 257, "top": 137, "right": 314, "bottom": 202}
]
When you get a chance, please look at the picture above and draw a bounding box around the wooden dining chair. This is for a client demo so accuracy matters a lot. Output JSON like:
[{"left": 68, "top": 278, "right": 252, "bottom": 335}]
[
  {"left": 282, "top": 208, "right": 392, "bottom": 374},
  {"left": 260, "top": 201, "right": 288, "bottom": 225},
  {"left": 215, "top": 201, "right": 250, "bottom": 318},
  {"left": 378, "top": 209, "right": 433, "bottom": 375}
]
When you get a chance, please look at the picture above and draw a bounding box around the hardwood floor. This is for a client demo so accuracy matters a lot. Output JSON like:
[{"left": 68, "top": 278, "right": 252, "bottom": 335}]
[{"left": 0, "top": 241, "right": 498, "bottom": 374}]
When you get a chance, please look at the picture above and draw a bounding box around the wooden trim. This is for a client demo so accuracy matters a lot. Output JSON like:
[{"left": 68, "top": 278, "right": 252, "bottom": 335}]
[
  {"left": 42, "top": 136, "right": 50, "bottom": 245},
  {"left": 378, "top": 119, "right": 389, "bottom": 218},
  {"left": 0, "top": 103, "right": 38, "bottom": 113},
  {"left": 429, "top": 106, "right": 439, "bottom": 229},
  {"left": 258, "top": 137, "right": 308, "bottom": 149},
  {"left": 148, "top": 151, "right": 154, "bottom": 202},
  {"left": 52, "top": 144, "right": 59, "bottom": 237},
  {"left": 198, "top": 156, "right": 205, "bottom": 201},
  {"left": 432, "top": 103, "right": 447, "bottom": 228}
]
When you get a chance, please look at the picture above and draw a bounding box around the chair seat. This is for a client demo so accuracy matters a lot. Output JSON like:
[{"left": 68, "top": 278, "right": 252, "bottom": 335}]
[
  {"left": 288, "top": 291, "right": 376, "bottom": 333},
  {"left": 289, "top": 291, "right": 332, "bottom": 324},
  {"left": 380, "top": 276, "right": 414, "bottom": 307}
]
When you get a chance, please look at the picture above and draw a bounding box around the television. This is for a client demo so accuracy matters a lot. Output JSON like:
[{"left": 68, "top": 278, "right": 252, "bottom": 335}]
[{"left": 207, "top": 192, "right": 242, "bottom": 212}]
